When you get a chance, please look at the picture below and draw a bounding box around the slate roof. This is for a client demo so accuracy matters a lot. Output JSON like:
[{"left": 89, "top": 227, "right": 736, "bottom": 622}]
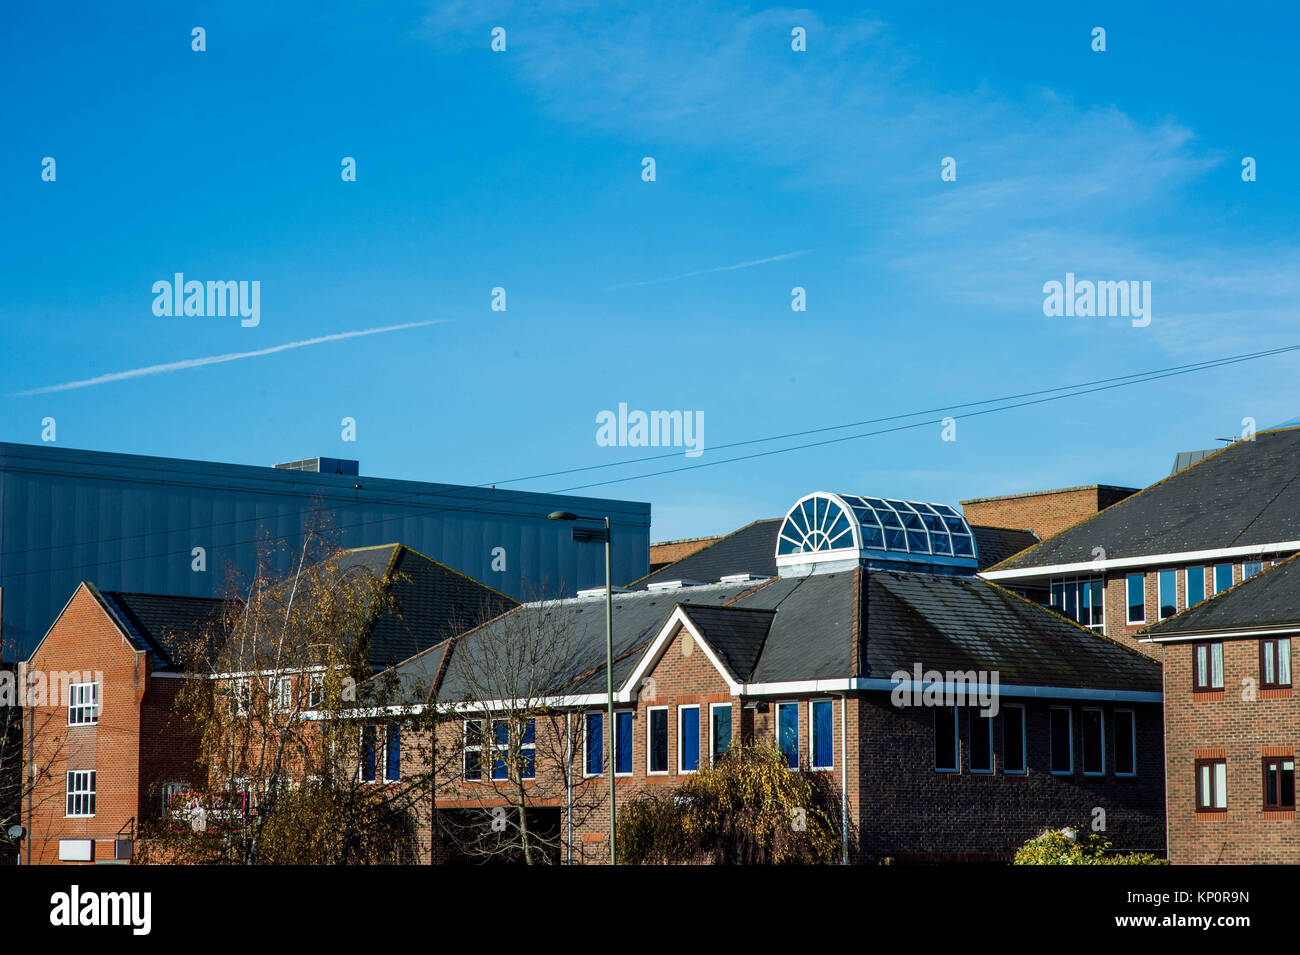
[
  {"left": 343, "top": 544, "right": 517, "bottom": 668},
  {"left": 632, "top": 517, "right": 1021, "bottom": 588},
  {"left": 396, "top": 566, "right": 1159, "bottom": 700},
  {"left": 1142, "top": 553, "right": 1300, "bottom": 638},
  {"left": 98, "top": 589, "right": 231, "bottom": 671},
  {"left": 992, "top": 427, "right": 1300, "bottom": 573}
]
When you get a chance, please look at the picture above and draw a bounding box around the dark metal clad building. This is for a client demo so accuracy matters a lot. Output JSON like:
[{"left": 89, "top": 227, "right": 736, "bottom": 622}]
[{"left": 0, "top": 442, "right": 650, "bottom": 657}]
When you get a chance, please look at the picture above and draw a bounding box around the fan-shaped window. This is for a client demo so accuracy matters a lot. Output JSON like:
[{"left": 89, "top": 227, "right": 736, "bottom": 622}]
[{"left": 777, "top": 493, "right": 859, "bottom": 556}]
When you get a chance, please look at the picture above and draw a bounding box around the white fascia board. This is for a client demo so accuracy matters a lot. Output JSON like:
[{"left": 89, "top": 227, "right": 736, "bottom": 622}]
[
  {"left": 982, "top": 540, "right": 1300, "bottom": 581},
  {"left": 1142, "top": 625, "right": 1300, "bottom": 644},
  {"left": 740, "top": 677, "right": 1161, "bottom": 703},
  {"left": 618, "top": 606, "right": 742, "bottom": 697}
]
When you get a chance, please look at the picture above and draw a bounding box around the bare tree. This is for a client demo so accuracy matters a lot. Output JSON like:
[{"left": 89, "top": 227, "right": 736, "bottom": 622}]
[
  {"left": 140, "top": 522, "right": 442, "bottom": 865},
  {"left": 1, "top": 632, "right": 67, "bottom": 864},
  {"left": 434, "top": 594, "right": 607, "bottom": 864}
]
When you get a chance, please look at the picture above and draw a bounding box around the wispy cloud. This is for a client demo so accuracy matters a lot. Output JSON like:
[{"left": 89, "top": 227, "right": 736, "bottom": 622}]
[
  {"left": 606, "top": 249, "right": 812, "bottom": 290},
  {"left": 11, "top": 320, "right": 448, "bottom": 397}
]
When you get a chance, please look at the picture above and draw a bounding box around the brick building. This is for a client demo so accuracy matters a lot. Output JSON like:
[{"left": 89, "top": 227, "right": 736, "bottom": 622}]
[
  {"left": 983, "top": 428, "right": 1300, "bottom": 658},
  {"left": 1143, "top": 553, "right": 1300, "bottom": 864},
  {"left": 960, "top": 485, "right": 1137, "bottom": 541},
  {"left": 21, "top": 543, "right": 514, "bottom": 864},
  {"left": 392, "top": 491, "right": 1165, "bottom": 863}
]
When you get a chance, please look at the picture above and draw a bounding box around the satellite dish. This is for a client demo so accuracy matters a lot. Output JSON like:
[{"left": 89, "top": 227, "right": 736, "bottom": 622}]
[{"left": 6, "top": 825, "right": 24, "bottom": 840}]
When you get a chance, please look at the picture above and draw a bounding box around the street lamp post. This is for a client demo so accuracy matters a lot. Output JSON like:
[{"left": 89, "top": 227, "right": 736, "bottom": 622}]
[{"left": 549, "top": 511, "right": 616, "bottom": 865}]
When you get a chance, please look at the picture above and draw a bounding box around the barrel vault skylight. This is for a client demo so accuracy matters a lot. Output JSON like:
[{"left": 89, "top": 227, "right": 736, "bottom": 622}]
[{"left": 775, "top": 492, "right": 978, "bottom": 575}]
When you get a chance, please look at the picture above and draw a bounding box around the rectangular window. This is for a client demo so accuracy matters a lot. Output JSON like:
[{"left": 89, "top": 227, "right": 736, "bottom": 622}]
[
  {"left": 1049, "top": 707, "right": 1073, "bottom": 775},
  {"left": 463, "top": 719, "right": 482, "bottom": 781},
  {"left": 1158, "top": 569, "right": 1178, "bottom": 619},
  {"left": 520, "top": 719, "right": 536, "bottom": 780},
  {"left": 270, "top": 675, "right": 292, "bottom": 713},
  {"left": 385, "top": 724, "right": 401, "bottom": 782},
  {"left": 67, "top": 682, "right": 99, "bottom": 726},
  {"left": 1126, "top": 573, "right": 1145, "bottom": 624},
  {"left": 1213, "top": 563, "right": 1233, "bottom": 594},
  {"left": 1261, "top": 638, "right": 1292, "bottom": 689},
  {"left": 1082, "top": 708, "right": 1104, "bottom": 776},
  {"left": 231, "top": 678, "right": 251, "bottom": 717},
  {"left": 1186, "top": 566, "right": 1206, "bottom": 607},
  {"left": 811, "top": 699, "right": 834, "bottom": 771},
  {"left": 491, "top": 720, "right": 509, "bottom": 781},
  {"left": 678, "top": 705, "right": 700, "bottom": 773},
  {"left": 615, "top": 711, "right": 633, "bottom": 776},
  {"left": 585, "top": 711, "right": 604, "bottom": 777},
  {"left": 777, "top": 702, "right": 799, "bottom": 769},
  {"left": 308, "top": 672, "right": 324, "bottom": 708},
  {"left": 360, "top": 725, "right": 377, "bottom": 782},
  {"left": 969, "top": 709, "right": 993, "bottom": 774},
  {"left": 1114, "top": 709, "right": 1136, "bottom": 777},
  {"left": 1196, "top": 758, "right": 1227, "bottom": 811},
  {"left": 1194, "top": 641, "right": 1225, "bottom": 691},
  {"left": 710, "top": 703, "right": 732, "bottom": 765},
  {"left": 1048, "top": 577, "right": 1104, "bottom": 629},
  {"left": 1243, "top": 561, "right": 1264, "bottom": 580},
  {"left": 934, "top": 706, "right": 958, "bottom": 773},
  {"left": 66, "top": 770, "right": 96, "bottom": 817},
  {"left": 1264, "top": 758, "right": 1295, "bottom": 809},
  {"left": 1002, "top": 704, "right": 1026, "bottom": 775},
  {"left": 647, "top": 707, "right": 668, "bottom": 774}
]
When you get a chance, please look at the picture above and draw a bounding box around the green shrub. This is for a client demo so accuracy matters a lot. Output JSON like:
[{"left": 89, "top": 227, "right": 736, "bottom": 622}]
[{"left": 1013, "top": 827, "right": 1165, "bottom": 865}]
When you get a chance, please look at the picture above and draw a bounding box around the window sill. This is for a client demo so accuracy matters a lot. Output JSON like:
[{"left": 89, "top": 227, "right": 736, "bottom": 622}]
[
  {"left": 1192, "top": 690, "right": 1225, "bottom": 701},
  {"left": 1263, "top": 808, "right": 1295, "bottom": 820},
  {"left": 1260, "top": 687, "right": 1293, "bottom": 700}
]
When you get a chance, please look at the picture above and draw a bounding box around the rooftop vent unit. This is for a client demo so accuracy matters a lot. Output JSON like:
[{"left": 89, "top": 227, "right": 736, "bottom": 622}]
[
  {"left": 719, "top": 573, "right": 768, "bottom": 584},
  {"left": 775, "top": 492, "right": 978, "bottom": 577},
  {"left": 274, "top": 457, "right": 359, "bottom": 475},
  {"left": 576, "top": 586, "right": 633, "bottom": 599},
  {"left": 646, "top": 579, "right": 707, "bottom": 592}
]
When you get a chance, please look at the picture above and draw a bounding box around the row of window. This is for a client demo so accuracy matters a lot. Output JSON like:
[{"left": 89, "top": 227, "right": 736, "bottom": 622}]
[
  {"left": 934, "top": 705, "right": 1138, "bottom": 777},
  {"left": 1050, "top": 562, "right": 1267, "bottom": 629},
  {"left": 360, "top": 724, "right": 402, "bottom": 783},
  {"left": 1196, "top": 757, "right": 1296, "bottom": 812},
  {"left": 463, "top": 718, "right": 537, "bottom": 781},
  {"left": 1192, "top": 637, "right": 1291, "bottom": 692},
  {"left": 229, "top": 673, "right": 326, "bottom": 716}
]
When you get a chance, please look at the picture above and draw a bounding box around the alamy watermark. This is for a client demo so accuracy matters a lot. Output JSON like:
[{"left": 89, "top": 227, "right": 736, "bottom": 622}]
[
  {"left": 1042, "top": 272, "right": 1150, "bottom": 327},
  {"left": 889, "top": 663, "right": 1000, "bottom": 717},
  {"left": 152, "top": 273, "right": 260, "bottom": 327},
  {"left": 596, "top": 403, "right": 704, "bottom": 457}
]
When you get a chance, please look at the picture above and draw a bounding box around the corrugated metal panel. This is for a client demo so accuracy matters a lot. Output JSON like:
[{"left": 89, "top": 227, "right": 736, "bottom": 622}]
[{"left": 0, "top": 443, "right": 650, "bottom": 657}]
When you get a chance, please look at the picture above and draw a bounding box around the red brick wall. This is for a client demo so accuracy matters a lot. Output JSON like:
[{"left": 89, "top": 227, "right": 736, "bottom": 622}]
[
  {"left": 1164, "top": 636, "right": 1300, "bottom": 863},
  {"left": 962, "top": 486, "right": 1136, "bottom": 541}
]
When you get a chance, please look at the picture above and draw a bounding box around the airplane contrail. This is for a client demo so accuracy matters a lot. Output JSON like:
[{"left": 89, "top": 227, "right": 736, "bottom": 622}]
[
  {"left": 607, "top": 249, "right": 813, "bottom": 290},
  {"left": 11, "top": 320, "right": 449, "bottom": 397}
]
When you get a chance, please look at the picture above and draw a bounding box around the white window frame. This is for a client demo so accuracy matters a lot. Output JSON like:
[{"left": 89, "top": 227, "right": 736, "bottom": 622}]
[
  {"left": 491, "top": 719, "right": 510, "bottom": 781},
  {"left": 67, "top": 681, "right": 100, "bottom": 726},
  {"left": 384, "top": 723, "right": 402, "bottom": 783},
  {"left": 614, "top": 710, "right": 635, "bottom": 778},
  {"left": 810, "top": 698, "right": 834, "bottom": 771},
  {"left": 463, "top": 718, "right": 483, "bottom": 782},
  {"left": 1002, "top": 703, "right": 1027, "bottom": 775},
  {"left": 308, "top": 672, "right": 324, "bottom": 709},
  {"left": 1185, "top": 566, "right": 1205, "bottom": 607},
  {"left": 708, "top": 702, "right": 733, "bottom": 767},
  {"left": 677, "top": 704, "right": 701, "bottom": 775},
  {"left": 583, "top": 711, "right": 605, "bottom": 778},
  {"left": 646, "top": 706, "right": 669, "bottom": 776},
  {"left": 934, "top": 706, "right": 959, "bottom": 774},
  {"left": 1213, "top": 563, "right": 1234, "bottom": 595},
  {"left": 1125, "top": 573, "right": 1146, "bottom": 625},
  {"left": 1081, "top": 707, "right": 1106, "bottom": 776},
  {"left": 270, "top": 675, "right": 292, "bottom": 714},
  {"left": 160, "top": 780, "right": 191, "bottom": 815},
  {"left": 968, "top": 708, "right": 994, "bottom": 774},
  {"left": 359, "top": 724, "right": 381, "bottom": 784},
  {"left": 1049, "top": 575, "right": 1106, "bottom": 630},
  {"left": 1114, "top": 708, "right": 1137, "bottom": 778},
  {"left": 1157, "top": 569, "right": 1179, "bottom": 620},
  {"left": 231, "top": 677, "right": 252, "bottom": 717},
  {"left": 1049, "top": 706, "right": 1074, "bottom": 776},
  {"left": 776, "top": 700, "right": 800, "bottom": 771},
  {"left": 66, "top": 770, "right": 96, "bottom": 817},
  {"left": 519, "top": 718, "right": 536, "bottom": 781}
]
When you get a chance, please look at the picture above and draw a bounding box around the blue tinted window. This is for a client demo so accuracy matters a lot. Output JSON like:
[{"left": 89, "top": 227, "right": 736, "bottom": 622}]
[
  {"left": 615, "top": 712, "right": 633, "bottom": 775},
  {"left": 778, "top": 703, "right": 799, "bottom": 768},
  {"left": 385, "top": 725, "right": 401, "bottom": 781},
  {"left": 1187, "top": 567, "right": 1205, "bottom": 605},
  {"left": 361, "top": 726, "right": 376, "bottom": 782},
  {"left": 812, "top": 700, "right": 833, "bottom": 770},
  {"left": 711, "top": 705, "right": 732, "bottom": 762},
  {"left": 492, "top": 720, "right": 509, "bottom": 780},
  {"left": 1159, "top": 569, "right": 1178, "bottom": 619},
  {"left": 680, "top": 707, "right": 700, "bottom": 772},
  {"left": 585, "top": 712, "right": 603, "bottom": 776},
  {"left": 649, "top": 709, "right": 669, "bottom": 773},
  {"left": 1244, "top": 561, "right": 1263, "bottom": 579},
  {"left": 1126, "top": 573, "right": 1145, "bottom": 623},
  {"left": 1214, "top": 564, "right": 1233, "bottom": 594}
]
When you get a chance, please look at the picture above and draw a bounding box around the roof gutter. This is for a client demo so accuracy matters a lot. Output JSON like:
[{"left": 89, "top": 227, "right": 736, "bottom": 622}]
[{"left": 983, "top": 540, "right": 1300, "bottom": 581}]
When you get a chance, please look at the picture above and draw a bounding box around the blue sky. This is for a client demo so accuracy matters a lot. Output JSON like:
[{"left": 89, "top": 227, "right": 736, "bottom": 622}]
[{"left": 2, "top": 1, "right": 1297, "bottom": 540}]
